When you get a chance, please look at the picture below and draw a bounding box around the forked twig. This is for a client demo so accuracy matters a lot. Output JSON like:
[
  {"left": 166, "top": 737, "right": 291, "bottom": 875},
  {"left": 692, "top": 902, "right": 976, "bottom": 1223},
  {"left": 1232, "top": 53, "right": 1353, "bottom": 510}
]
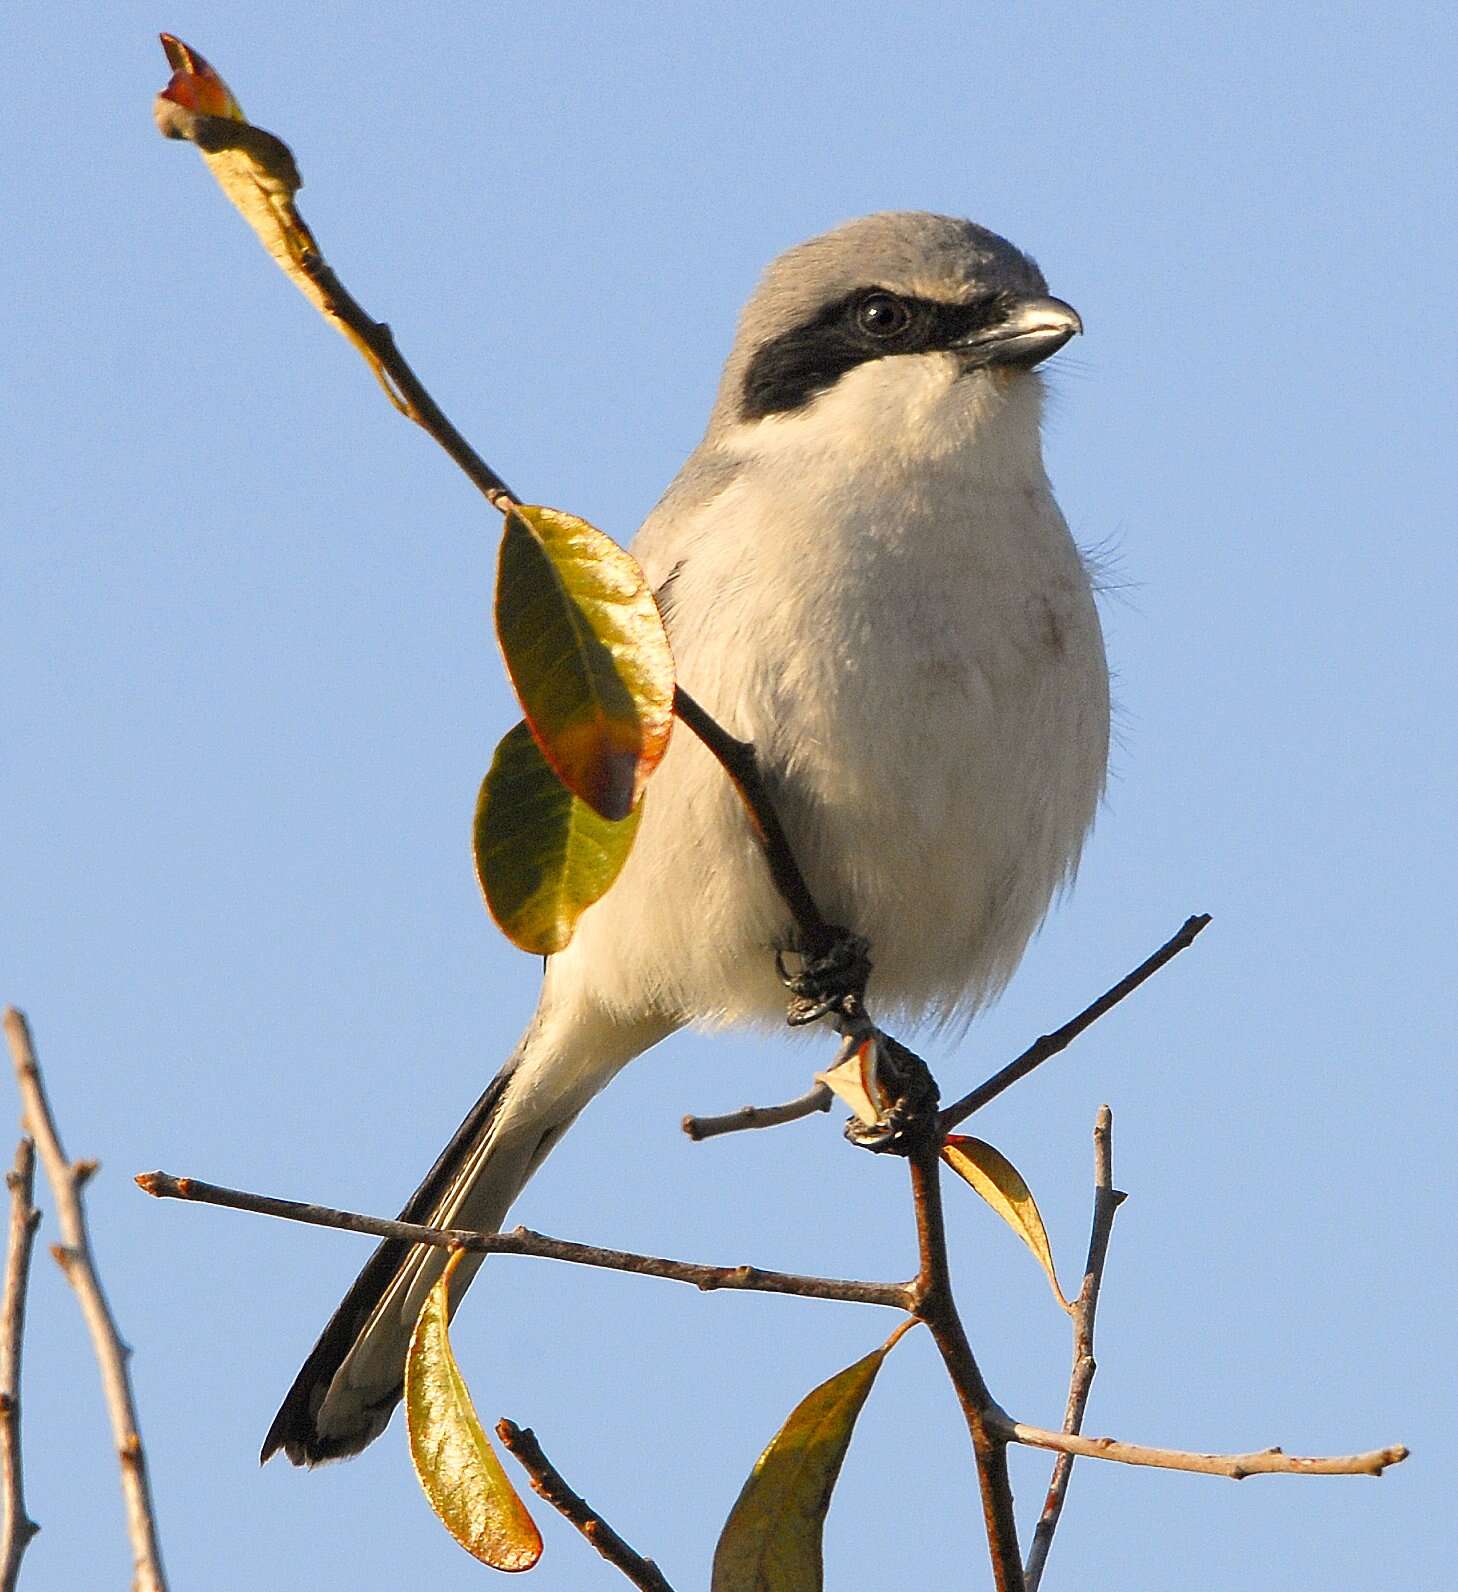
[
  {"left": 3, "top": 1010, "right": 169, "bottom": 1592},
  {"left": 906, "top": 1136, "right": 1026, "bottom": 1592},
  {"left": 497, "top": 1420, "right": 675, "bottom": 1592}
]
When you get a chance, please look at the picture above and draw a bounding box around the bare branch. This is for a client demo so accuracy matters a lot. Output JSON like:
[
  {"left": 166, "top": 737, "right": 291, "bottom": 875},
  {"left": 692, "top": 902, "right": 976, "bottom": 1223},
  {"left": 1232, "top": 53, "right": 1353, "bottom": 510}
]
[
  {"left": 135, "top": 1170, "right": 913, "bottom": 1310},
  {"left": 3, "top": 1009, "right": 169, "bottom": 1592},
  {"left": 938, "top": 915, "right": 1212, "bottom": 1134},
  {"left": 994, "top": 1418, "right": 1407, "bottom": 1479},
  {"left": 1024, "top": 1105, "right": 1127, "bottom": 1591},
  {"left": 682, "top": 1083, "right": 833, "bottom": 1141},
  {"left": 497, "top": 1420, "right": 675, "bottom": 1592},
  {"left": 907, "top": 1138, "right": 1025, "bottom": 1592},
  {"left": 0, "top": 1139, "right": 41, "bottom": 1592}
]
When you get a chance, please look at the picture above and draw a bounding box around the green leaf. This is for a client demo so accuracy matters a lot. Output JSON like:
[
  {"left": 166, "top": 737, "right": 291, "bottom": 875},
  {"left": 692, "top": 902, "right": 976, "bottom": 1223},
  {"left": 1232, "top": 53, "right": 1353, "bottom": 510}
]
[
  {"left": 942, "top": 1135, "right": 1073, "bottom": 1313},
  {"left": 496, "top": 504, "right": 674, "bottom": 821},
  {"left": 711, "top": 1345, "right": 892, "bottom": 1591},
  {"left": 405, "top": 1251, "right": 542, "bottom": 1572},
  {"left": 474, "top": 719, "right": 643, "bottom": 954}
]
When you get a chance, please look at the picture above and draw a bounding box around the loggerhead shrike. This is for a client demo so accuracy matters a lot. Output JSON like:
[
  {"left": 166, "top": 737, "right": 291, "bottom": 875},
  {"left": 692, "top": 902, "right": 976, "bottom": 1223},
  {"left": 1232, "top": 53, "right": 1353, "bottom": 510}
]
[{"left": 263, "top": 211, "right": 1111, "bottom": 1465}]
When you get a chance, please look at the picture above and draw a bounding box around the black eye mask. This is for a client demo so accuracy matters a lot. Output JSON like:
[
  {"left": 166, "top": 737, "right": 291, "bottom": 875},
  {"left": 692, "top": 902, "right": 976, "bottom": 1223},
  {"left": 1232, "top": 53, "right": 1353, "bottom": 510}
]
[{"left": 739, "top": 288, "right": 1010, "bottom": 421}]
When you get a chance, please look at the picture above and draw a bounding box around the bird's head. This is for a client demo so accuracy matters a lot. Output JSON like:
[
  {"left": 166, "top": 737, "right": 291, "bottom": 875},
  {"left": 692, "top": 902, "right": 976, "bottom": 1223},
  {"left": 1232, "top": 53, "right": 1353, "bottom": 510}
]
[{"left": 709, "top": 212, "right": 1079, "bottom": 462}]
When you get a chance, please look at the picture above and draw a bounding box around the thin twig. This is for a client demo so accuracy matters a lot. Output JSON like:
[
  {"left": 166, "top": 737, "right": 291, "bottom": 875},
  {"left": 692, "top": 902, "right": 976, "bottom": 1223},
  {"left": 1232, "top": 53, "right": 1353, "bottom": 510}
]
[
  {"left": 682, "top": 1083, "right": 833, "bottom": 1141},
  {"left": 1024, "top": 1105, "right": 1126, "bottom": 1591},
  {"left": 0, "top": 1140, "right": 40, "bottom": 1592},
  {"left": 135, "top": 1171, "right": 913, "bottom": 1310},
  {"left": 497, "top": 1420, "right": 675, "bottom": 1592},
  {"left": 300, "top": 253, "right": 518, "bottom": 508},
  {"left": 993, "top": 1419, "right": 1407, "bottom": 1479},
  {"left": 907, "top": 1138, "right": 1025, "bottom": 1592},
  {"left": 938, "top": 915, "right": 1212, "bottom": 1134},
  {"left": 3, "top": 1010, "right": 169, "bottom": 1592}
]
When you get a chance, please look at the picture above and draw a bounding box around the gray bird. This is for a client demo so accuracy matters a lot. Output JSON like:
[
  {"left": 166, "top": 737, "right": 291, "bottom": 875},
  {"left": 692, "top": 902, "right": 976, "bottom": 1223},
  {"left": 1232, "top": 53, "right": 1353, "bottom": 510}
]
[{"left": 264, "top": 211, "right": 1110, "bottom": 1465}]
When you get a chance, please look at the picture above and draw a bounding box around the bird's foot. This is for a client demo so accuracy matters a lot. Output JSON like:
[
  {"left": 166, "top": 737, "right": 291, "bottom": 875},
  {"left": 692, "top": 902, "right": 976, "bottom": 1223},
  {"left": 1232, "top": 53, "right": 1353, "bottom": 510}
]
[
  {"left": 844, "top": 1034, "right": 940, "bottom": 1155},
  {"left": 776, "top": 930, "right": 872, "bottom": 1027}
]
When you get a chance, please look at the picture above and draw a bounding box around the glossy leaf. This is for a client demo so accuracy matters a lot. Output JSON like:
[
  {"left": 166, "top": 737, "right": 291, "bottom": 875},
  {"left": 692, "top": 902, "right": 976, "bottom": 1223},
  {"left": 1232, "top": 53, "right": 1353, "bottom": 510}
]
[
  {"left": 711, "top": 1345, "right": 892, "bottom": 1592},
  {"left": 496, "top": 504, "right": 674, "bottom": 821},
  {"left": 942, "top": 1135, "right": 1073, "bottom": 1312},
  {"left": 474, "top": 719, "right": 643, "bottom": 954},
  {"left": 405, "top": 1251, "right": 542, "bottom": 1572}
]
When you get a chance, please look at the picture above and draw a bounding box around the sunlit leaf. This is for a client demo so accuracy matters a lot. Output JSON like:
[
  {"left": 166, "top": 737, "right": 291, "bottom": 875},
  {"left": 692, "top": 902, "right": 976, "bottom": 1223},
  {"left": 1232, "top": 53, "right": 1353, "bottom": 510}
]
[
  {"left": 153, "top": 36, "right": 393, "bottom": 391},
  {"left": 942, "top": 1136, "right": 1073, "bottom": 1312},
  {"left": 711, "top": 1340, "right": 896, "bottom": 1591},
  {"left": 405, "top": 1251, "right": 542, "bottom": 1571},
  {"left": 496, "top": 504, "right": 674, "bottom": 821},
  {"left": 474, "top": 719, "right": 643, "bottom": 954}
]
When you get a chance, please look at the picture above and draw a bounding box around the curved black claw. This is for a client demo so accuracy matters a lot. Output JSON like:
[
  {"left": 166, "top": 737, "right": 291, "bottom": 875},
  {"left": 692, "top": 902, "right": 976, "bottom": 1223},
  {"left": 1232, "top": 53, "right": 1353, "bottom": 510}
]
[
  {"left": 776, "top": 930, "right": 872, "bottom": 1027},
  {"left": 844, "top": 1035, "right": 941, "bottom": 1155}
]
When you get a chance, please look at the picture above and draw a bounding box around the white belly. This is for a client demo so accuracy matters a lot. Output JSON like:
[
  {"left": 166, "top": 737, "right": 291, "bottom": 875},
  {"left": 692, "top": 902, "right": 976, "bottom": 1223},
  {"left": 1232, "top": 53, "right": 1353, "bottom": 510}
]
[{"left": 557, "top": 369, "right": 1109, "bottom": 1034}]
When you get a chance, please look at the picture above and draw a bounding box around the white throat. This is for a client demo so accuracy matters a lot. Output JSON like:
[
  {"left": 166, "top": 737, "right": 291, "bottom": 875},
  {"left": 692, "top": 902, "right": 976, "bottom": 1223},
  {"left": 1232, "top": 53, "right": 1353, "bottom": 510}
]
[{"left": 721, "top": 355, "right": 1049, "bottom": 491}]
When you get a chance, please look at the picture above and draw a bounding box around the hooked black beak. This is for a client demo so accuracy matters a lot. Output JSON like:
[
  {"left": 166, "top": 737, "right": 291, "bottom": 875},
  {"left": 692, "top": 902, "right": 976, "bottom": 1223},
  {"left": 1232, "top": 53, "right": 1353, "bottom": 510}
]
[{"left": 957, "top": 295, "right": 1083, "bottom": 370}]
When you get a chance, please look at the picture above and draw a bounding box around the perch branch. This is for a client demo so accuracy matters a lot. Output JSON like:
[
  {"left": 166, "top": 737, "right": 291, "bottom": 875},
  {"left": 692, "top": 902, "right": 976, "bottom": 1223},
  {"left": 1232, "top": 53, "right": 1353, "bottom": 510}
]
[
  {"left": 1023, "top": 1105, "right": 1126, "bottom": 1592},
  {"left": 667, "top": 689, "right": 838, "bottom": 960},
  {"left": 3, "top": 1010, "right": 169, "bottom": 1592},
  {"left": 0, "top": 1140, "right": 40, "bottom": 1592},
  {"left": 993, "top": 1419, "right": 1407, "bottom": 1479},
  {"left": 135, "top": 1171, "right": 912, "bottom": 1310},
  {"left": 938, "top": 914, "right": 1212, "bottom": 1134},
  {"left": 682, "top": 1083, "right": 833, "bottom": 1141},
  {"left": 497, "top": 1420, "right": 675, "bottom": 1592}
]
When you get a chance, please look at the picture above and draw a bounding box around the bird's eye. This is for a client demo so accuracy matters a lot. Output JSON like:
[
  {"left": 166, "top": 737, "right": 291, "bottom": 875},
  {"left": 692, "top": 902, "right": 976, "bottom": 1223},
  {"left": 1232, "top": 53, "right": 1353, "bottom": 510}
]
[{"left": 854, "top": 292, "right": 912, "bottom": 339}]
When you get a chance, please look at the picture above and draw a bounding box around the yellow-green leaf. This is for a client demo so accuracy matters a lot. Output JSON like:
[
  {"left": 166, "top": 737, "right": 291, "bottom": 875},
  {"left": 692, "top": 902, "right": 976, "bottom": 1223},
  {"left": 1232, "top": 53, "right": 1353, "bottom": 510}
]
[
  {"left": 942, "top": 1135, "right": 1073, "bottom": 1312},
  {"left": 405, "top": 1251, "right": 542, "bottom": 1572},
  {"left": 496, "top": 505, "right": 674, "bottom": 821},
  {"left": 474, "top": 719, "right": 643, "bottom": 954},
  {"left": 711, "top": 1345, "right": 891, "bottom": 1591}
]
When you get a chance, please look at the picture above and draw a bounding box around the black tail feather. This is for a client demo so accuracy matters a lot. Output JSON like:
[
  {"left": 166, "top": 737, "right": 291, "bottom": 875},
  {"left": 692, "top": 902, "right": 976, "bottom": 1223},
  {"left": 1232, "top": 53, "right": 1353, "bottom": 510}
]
[{"left": 260, "top": 1062, "right": 517, "bottom": 1466}]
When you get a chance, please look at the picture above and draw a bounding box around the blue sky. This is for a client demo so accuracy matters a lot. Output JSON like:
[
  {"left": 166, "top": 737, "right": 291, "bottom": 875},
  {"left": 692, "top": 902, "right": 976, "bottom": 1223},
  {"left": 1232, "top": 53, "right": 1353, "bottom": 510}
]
[{"left": 5, "top": 3, "right": 1453, "bottom": 1587}]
